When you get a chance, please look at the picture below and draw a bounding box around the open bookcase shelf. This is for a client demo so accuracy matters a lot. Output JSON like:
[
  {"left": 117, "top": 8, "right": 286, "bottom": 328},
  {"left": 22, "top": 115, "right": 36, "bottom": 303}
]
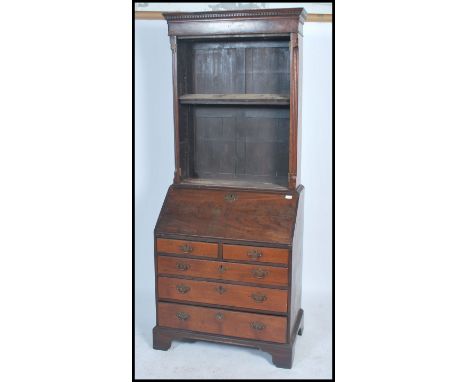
[
  {"left": 176, "top": 35, "right": 294, "bottom": 189},
  {"left": 179, "top": 93, "right": 290, "bottom": 105}
]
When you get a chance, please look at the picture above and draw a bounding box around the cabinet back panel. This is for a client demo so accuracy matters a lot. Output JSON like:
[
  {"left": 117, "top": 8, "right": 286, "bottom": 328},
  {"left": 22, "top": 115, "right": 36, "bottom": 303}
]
[
  {"left": 188, "top": 40, "right": 290, "bottom": 94},
  {"left": 245, "top": 47, "right": 290, "bottom": 94},
  {"left": 187, "top": 106, "right": 289, "bottom": 186}
]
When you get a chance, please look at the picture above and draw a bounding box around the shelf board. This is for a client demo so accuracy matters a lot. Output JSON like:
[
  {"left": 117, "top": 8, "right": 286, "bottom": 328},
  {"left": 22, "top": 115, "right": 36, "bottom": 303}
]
[
  {"left": 179, "top": 93, "right": 290, "bottom": 105},
  {"left": 180, "top": 178, "right": 288, "bottom": 191}
]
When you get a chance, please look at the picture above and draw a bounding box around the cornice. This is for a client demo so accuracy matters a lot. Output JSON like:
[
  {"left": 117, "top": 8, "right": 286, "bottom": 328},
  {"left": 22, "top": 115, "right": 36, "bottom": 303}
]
[{"left": 163, "top": 8, "right": 307, "bottom": 23}]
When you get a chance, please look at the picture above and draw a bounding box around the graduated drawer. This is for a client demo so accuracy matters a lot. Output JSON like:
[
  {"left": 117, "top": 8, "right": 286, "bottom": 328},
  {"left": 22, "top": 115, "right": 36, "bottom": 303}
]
[
  {"left": 157, "top": 238, "right": 218, "bottom": 258},
  {"left": 223, "top": 244, "right": 288, "bottom": 265},
  {"left": 157, "top": 256, "right": 288, "bottom": 287},
  {"left": 158, "top": 276, "right": 288, "bottom": 313},
  {"left": 158, "top": 301, "right": 287, "bottom": 344}
]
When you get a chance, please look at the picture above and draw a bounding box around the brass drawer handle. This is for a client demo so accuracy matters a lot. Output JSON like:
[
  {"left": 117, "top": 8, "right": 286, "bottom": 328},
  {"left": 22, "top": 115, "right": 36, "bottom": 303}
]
[
  {"left": 251, "top": 268, "right": 269, "bottom": 279},
  {"left": 176, "top": 262, "right": 190, "bottom": 271},
  {"left": 224, "top": 192, "right": 237, "bottom": 202},
  {"left": 247, "top": 249, "right": 263, "bottom": 260},
  {"left": 176, "top": 284, "right": 191, "bottom": 294},
  {"left": 251, "top": 293, "right": 267, "bottom": 302},
  {"left": 180, "top": 244, "right": 193, "bottom": 253},
  {"left": 218, "top": 264, "right": 227, "bottom": 273},
  {"left": 215, "top": 285, "right": 227, "bottom": 295},
  {"left": 176, "top": 312, "right": 190, "bottom": 321},
  {"left": 215, "top": 312, "right": 224, "bottom": 321},
  {"left": 250, "top": 321, "right": 265, "bottom": 331}
]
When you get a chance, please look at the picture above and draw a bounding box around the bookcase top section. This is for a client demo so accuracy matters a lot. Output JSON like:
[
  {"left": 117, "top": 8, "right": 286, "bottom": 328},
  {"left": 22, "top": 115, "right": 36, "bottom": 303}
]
[{"left": 163, "top": 8, "right": 307, "bottom": 36}]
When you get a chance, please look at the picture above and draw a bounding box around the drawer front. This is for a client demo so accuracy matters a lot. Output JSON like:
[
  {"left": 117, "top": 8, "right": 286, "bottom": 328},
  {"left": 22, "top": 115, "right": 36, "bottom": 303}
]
[
  {"left": 223, "top": 244, "right": 288, "bottom": 265},
  {"left": 158, "top": 277, "right": 288, "bottom": 313},
  {"left": 157, "top": 256, "right": 288, "bottom": 287},
  {"left": 158, "top": 302, "right": 287, "bottom": 343},
  {"left": 157, "top": 238, "right": 218, "bottom": 258}
]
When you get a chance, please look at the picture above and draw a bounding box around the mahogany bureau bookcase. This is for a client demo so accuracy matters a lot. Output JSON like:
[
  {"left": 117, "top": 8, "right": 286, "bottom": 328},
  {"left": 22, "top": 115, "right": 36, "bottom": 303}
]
[{"left": 153, "top": 8, "right": 306, "bottom": 369}]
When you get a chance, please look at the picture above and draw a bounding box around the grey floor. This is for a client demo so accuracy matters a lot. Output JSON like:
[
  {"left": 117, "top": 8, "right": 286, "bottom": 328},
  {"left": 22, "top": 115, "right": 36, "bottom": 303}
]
[{"left": 135, "top": 288, "right": 332, "bottom": 379}]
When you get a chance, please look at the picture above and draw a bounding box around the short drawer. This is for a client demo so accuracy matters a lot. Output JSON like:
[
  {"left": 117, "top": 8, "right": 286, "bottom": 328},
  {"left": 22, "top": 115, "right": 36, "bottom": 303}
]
[
  {"left": 223, "top": 244, "right": 288, "bottom": 265},
  {"left": 158, "top": 277, "right": 288, "bottom": 313},
  {"left": 157, "top": 256, "right": 288, "bottom": 287},
  {"left": 157, "top": 238, "right": 218, "bottom": 258},
  {"left": 158, "top": 302, "right": 287, "bottom": 343}
]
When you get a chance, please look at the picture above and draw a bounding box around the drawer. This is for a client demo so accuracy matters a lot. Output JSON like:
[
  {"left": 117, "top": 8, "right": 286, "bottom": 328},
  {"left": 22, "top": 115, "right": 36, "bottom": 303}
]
[
  {"left": 157, "top": 256, "right": 288, "bottom": 287},
  {"left": 158, "top": 277, "right": 288, "bottom": 313},
  {"left": 157, "top": 238, "right": 218, "bottom": 258},
  {"left": 223, "top": 244, "right": 288, "bottom": 265},
  {"left": 158, "top": 301, "right": 287, "bottom": 343}
]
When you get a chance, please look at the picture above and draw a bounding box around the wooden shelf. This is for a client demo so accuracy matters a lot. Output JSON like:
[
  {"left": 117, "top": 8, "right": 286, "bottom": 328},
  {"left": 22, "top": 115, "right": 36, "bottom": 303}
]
[
  {"left": 179, "top": 93, "right": 290, "bottom": 105},
  {"left": 180, "top": 178, "right": 288, "bottom": 191}
]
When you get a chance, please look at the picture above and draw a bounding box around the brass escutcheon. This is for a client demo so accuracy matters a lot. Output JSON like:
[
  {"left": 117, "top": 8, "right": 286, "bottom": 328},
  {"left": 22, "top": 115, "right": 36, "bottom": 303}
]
[
  {"left": 218, "top": 264, "right": 227, "bottom": 273},
  {"left": 247, "top": 249, "right": 263, "bottom": 260},
  {"left": 215, "top": 285, "right": 227, "bottom": 295}
]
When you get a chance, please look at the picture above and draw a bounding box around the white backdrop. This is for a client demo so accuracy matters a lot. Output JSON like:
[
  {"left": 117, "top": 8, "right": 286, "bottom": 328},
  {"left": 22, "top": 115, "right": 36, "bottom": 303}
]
[{"left": 4, "top": 1, "right": 468, "bottom": 381}]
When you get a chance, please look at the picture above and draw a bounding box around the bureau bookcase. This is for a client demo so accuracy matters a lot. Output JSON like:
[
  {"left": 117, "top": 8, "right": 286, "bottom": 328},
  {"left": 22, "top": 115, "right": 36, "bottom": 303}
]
[{"left": 153, "top": 8, "right": 306, "bottom": 369}]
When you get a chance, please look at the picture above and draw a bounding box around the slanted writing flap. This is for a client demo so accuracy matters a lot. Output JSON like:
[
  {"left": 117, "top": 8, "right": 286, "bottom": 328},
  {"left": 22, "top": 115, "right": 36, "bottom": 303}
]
[{"left": 155, "top": 186, "right": 298, "bottom": 245}]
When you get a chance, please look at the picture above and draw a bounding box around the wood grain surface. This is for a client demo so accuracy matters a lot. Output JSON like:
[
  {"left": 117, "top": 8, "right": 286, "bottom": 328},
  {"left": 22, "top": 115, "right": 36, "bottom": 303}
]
[
  {"left": 157, "top": 255, "right": 288, "bottom": 286},
  {"left": 157, "top": 238, "right": 218, "bottom": 258},
  {"left": 223, "top": 244, "right": 289, "bottom": 265},
  {"left": 155, "top": 186, "right": 298, "bottom": 245},
  {"left": 158, "top": 301, "right": 287, "bottom": 343},
  {"left": 158, "top": 276, "right": 288, "bottom": 312}
]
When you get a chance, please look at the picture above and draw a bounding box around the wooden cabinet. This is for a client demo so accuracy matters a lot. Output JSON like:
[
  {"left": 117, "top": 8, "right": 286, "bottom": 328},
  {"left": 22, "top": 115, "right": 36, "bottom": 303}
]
[{"left": 153, "top": 8, "right": 306, "bottom": 369}]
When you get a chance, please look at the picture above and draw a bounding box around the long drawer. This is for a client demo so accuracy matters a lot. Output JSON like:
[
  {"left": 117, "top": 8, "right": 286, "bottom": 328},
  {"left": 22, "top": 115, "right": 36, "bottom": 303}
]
[
  {"left": 158, "top": 276, "right": 288, "bottom": 313},
  {"left": 158, "top": 302, "right": 287, "bottom": 343},
  {"left": 157, "top": 256, "right": 288, "bottom": 287},
  {"left": 157, "top": 238, "right": 218, "bottom": 258}
]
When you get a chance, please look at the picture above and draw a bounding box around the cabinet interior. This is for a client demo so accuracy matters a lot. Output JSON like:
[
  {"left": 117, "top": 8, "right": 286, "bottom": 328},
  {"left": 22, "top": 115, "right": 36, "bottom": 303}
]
[{"left": 176, "top": 36, "right": 291, "bottom": 189}]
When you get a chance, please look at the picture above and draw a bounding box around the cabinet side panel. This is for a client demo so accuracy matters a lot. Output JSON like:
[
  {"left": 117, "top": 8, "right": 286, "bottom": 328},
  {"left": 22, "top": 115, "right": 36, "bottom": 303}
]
[
  {"left": 170, "top": 36, "right": 181, "bottom": 182},
  {"left": 288, "top": 33, "right": 299, "bottom": 190},
  {"left": 289, "top": 186, "right": 304, "bottom": 340},
  {"left": 177, "top": 41, "right": 193, "bottom": 179},
  {"left": 155, "top": 234, "right": 161, "bottom": 327},
  {"left": 296, "top": 34, "right": 303, "bottom": 186}
]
